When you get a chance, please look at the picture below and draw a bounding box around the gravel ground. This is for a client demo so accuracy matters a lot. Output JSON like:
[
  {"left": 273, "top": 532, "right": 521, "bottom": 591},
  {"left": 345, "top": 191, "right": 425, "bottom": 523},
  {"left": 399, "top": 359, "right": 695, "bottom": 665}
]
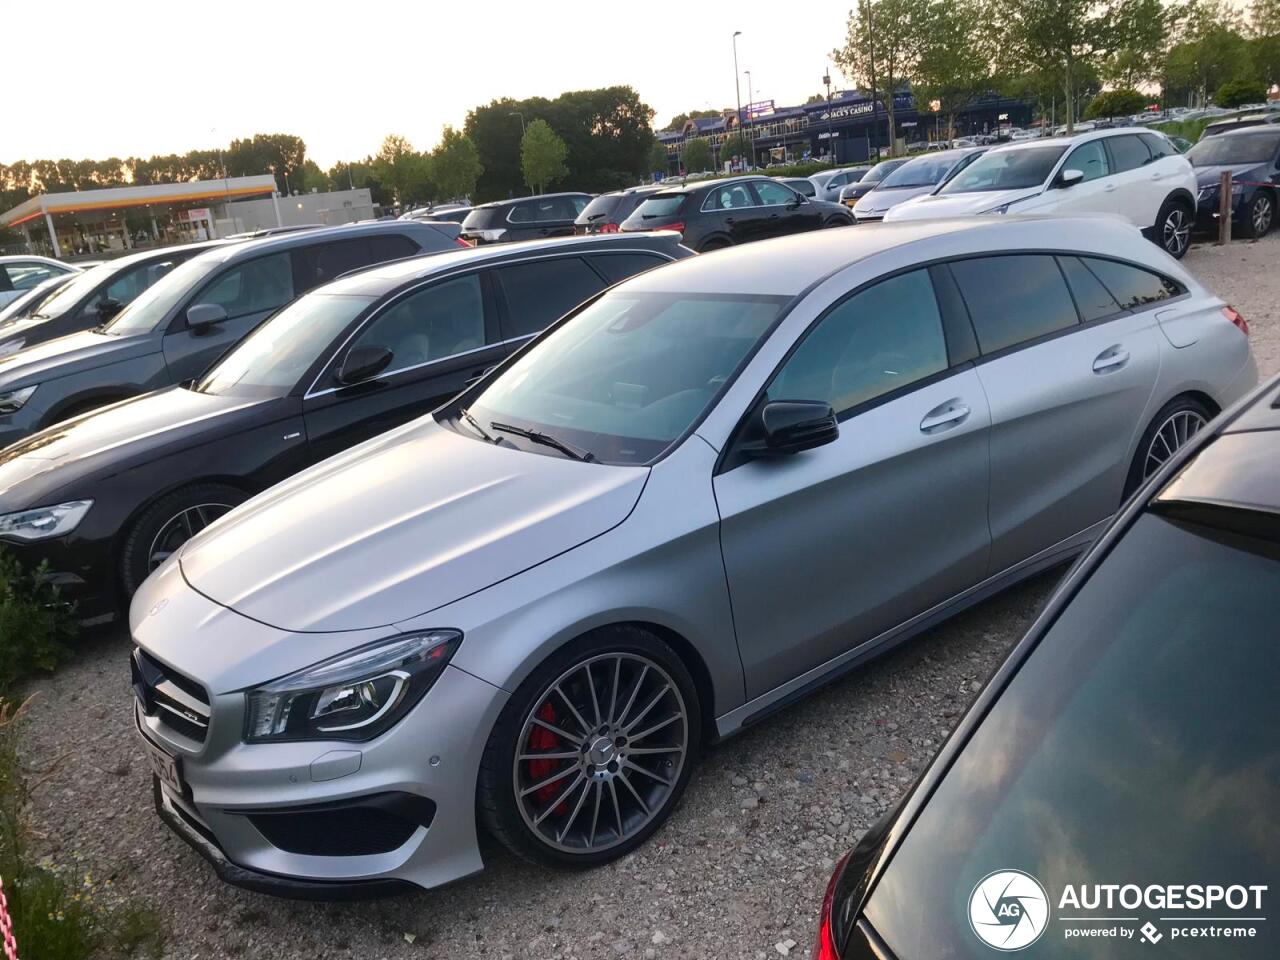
[{"left": 15, "top": 234, "right": 1280, "bottom": 960}]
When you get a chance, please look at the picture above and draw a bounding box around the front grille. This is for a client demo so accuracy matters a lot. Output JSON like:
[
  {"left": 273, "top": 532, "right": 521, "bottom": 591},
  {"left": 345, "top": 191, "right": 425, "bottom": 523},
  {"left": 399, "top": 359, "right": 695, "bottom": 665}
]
[
  {"left": 245, "top": 793, "right": 436, "bottom": 857},
  {"left": 132, "top": 648, "right": 211, "bottom": 743}
]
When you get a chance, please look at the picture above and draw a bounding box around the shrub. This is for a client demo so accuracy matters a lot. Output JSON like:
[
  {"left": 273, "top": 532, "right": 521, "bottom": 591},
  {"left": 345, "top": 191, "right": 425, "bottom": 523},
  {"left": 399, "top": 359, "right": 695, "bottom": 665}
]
[
  {"left": 0, "top": 550, "right": 77, "bottom": 693},
  {"left": 1216, "top": 79, "right": 1267, "bottom": 109},
  {"left": 1085, "top": 88, "right": 1149, "bottom": 120}
]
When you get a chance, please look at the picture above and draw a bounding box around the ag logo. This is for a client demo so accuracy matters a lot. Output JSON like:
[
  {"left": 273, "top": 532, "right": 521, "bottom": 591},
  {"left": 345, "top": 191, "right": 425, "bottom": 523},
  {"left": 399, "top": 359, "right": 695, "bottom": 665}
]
[{"left": 969, "top": 870, "right": 1050, "bottom": 951}]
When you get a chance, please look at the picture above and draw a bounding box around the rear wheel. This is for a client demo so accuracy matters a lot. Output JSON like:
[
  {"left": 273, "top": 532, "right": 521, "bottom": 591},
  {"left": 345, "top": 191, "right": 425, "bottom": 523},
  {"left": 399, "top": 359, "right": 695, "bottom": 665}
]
[
  {"left": 1246, "top": 191, "right": 1274, "bottom": 239},
  {"left": 1124, "top": 395, "right": 1212, "bottom": 498},
  {"left": 1155, "top": 199, "right": 1192, "bottom": 259},
  {"left": 478, "top": 626, "right": 700, "bottom": 869},
  {"left": 823, "top": 216, "right": 851, "bottom": 228},
  {"left": 698, "top": 238, "right": 731, "bottom": 252},
  {"left": 120, "top": 483, "right": 247, "bottom": 595}
]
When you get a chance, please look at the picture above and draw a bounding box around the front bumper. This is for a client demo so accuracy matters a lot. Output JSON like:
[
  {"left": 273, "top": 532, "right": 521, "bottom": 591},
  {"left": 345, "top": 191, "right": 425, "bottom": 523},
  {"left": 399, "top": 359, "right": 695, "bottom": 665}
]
[{"left": 1193, "top": 191, "right": 1250, "bottom": 234}]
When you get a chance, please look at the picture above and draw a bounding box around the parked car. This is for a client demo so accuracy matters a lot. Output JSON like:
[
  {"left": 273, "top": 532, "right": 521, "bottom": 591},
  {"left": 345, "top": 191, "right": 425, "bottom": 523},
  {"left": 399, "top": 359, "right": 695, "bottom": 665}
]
[
  {"left": 1187, "top": 126, "right": 1280, "bottom": 239},
  {"left": 619, "top": 175, "right": 852, "bottom": 251},
  {"left": 0, "top": 255, "right": 78, "bottom": 309},
  {"left": 810, "top": 166, "right": 868, "bottom": 203},
  {"left": 128, "top": 216, "right": 1254, "bottom": 897},
  {"left": 574, "top": 186, "right": 664, "bottom": 235},
  {"left": 0, "top": 273, "right": 78, "bottom": 338},
  {"left": 1199, "top": 112, "right": 1280, "bottom": 140},
  {"left": 0, "top": 233, "right": 689, "bottom": 624},
  {"left": 461, "top": 193, "right": 593, "bottom": 245},
  {"left": 224, "top": 225, "right": 324, "bottom": 240},
  {"left": 422, "top": 207, "right": 472, "bottom": 224},
  {"left": 838, "top": 158, "right": 910, "bottom": 206},
  {"left": 0, "top": 221, "right": 461, "bottom": 449},
  {"left": 886, "top": 128, "right": 1199, "bottom": 258},
  {"left": 814, "top": 371, "right": 1280, "bottom": 960},
  {"left": 0, "top": 241, "right": 227, "bottom": 358},
  {"left": 775, "top": 176, "right": 817, "bottom": 198},
  {"left": 852, "top": 147, "right": 988, "bottom": 222}
]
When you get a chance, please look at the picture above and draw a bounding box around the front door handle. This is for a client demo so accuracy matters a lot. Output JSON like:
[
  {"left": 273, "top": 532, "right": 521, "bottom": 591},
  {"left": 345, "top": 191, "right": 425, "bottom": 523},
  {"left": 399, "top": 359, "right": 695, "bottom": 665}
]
[
  {"left": 1104, "top": 183, "right": 1117, "bottom": 192},
  {"left": 920, "top": 399, "right": 971, "bottom": 433},
  {"left": 465, "top": 364, "right": 497, "bottom": 386},
  {"left": 1092, "top": 346, "right": 1130, "bottom": 373}
]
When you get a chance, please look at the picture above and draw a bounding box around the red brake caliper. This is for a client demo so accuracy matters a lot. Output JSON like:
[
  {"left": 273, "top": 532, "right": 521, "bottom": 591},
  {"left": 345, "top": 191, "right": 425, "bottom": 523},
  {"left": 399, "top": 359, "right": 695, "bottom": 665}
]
[{"left": 527, "top": 701, "right": 571, "bottom": 814}]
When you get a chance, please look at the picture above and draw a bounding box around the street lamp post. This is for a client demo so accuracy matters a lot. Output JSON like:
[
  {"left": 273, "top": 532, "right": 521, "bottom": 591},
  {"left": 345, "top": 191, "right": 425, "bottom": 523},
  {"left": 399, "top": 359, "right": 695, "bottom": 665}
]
[
  {"left": 823, "top": 69, "right": 834, "bottom": 162},
  {"left": 732, "top": 32, "right": 744, "bottom": 167},
  {"left": 745, "top": 69, "right": 755, "bottom": 162}
]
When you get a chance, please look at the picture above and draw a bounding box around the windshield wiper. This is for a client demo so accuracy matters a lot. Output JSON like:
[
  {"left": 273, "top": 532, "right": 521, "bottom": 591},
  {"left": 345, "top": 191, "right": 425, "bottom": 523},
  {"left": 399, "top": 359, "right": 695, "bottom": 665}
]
[
  {"left": 490, "top": 421, "right": 595, "bottom": 462},
  {"left": 459, "top": 407, "right": 499, "bottom": 444}
]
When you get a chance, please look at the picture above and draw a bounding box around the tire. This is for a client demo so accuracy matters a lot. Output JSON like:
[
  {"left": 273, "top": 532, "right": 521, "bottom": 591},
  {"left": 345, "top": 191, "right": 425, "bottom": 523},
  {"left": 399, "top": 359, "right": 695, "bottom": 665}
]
[
  {"left": 823, "top": 216, "right": 852, "bottom": 228},
  {"left": 477, "top": 625, "right": 701, "bottom": 869},
  {"left": 1123, "top": 395, "right": 1213, "bottom": 499},
  {"left": 1246, "top": 191, "right": 1274, "bottom": 240},
  {"left": 698, "top": 238, "right": 731, "bottom": 253},
  {"left": 1154, "top": 198, "right": 1192, "bottom": 259},
  {"left": 120, "top": 483, "right": 247, "bottom": 595}
]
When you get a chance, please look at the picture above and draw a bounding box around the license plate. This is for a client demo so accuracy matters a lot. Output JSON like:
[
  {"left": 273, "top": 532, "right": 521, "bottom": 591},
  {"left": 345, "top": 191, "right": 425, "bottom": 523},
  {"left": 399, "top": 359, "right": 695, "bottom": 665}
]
[{"left": 141, "top": 734, "right": 186, "bottom": 795}]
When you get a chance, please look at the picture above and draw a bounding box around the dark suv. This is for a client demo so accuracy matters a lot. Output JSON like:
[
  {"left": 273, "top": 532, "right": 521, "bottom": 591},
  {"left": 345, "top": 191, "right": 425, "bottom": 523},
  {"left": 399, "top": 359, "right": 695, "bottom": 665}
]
[
  {"left": 618, "top": 175, "right": 852, "bottom": 252},
  {"left": 1188, "top": 126, "right": 1280, "bottom": 239},
  {"left": 574, "top": 185, "right": 664, "bottom": 234},
  {"left": 0, "top": 220, "right": 460, "bottom": 448},
  {"left": 461, "top": 193, "right": 593, "bottom": 244}
]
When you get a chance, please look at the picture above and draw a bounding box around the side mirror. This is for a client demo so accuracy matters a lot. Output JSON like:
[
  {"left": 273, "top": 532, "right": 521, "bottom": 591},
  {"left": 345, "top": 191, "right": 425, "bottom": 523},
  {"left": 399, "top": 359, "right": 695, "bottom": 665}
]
[
  {"left": 1057, "top": 168, "right": 1084, "bottom": 188},
  {"left": 338, "top": 344, "right": 394, "bottom": 385},
  {"left": 741, "top": 399, "right": 839, "bottom": 457},
  {"left": 95, "top": 297, "right": 124, "bottom": 321},
  {"left": 186, "top": 303, "right": 228, "bottom": 332}
]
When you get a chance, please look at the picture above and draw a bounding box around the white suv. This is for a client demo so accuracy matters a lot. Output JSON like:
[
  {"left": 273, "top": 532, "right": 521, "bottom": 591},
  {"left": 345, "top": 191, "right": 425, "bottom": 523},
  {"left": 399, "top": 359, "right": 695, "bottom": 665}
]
[{"left": 884, "top": 128, "right": 1198, "bottom": 258}]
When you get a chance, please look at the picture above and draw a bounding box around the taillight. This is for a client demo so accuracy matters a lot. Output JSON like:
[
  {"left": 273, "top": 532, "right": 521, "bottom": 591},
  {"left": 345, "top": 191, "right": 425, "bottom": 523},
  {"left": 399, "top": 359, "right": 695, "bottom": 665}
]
[
  {"left": 815, "top": 852, "right": 852, "bottom": 960},
  {"left": 599, "top": 222, "right": 620, "bottom": 233},
  {"left": 1222, "top": 304, "right": 1248, "bottom": 336},
  {"left": 455, "top": 236, "right": 474, "bottom": 248},
  {"left": 663, "top": 221, "right": 685, "bottom": 236}
]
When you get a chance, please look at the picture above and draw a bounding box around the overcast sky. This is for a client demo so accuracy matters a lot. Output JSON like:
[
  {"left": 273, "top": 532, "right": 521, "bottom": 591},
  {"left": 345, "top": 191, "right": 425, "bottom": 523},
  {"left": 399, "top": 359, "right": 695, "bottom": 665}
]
[{"left": 6, "top": 0, "right": 854, "bottom": 168}]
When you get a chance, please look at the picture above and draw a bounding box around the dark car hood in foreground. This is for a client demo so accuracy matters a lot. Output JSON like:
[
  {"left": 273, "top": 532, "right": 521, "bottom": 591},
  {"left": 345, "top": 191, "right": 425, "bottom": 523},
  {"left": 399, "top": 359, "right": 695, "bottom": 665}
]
[
  {"left": 0, "top": 329, "right": 157, "bottom": 390},
  {"left": 179, "top": 418, "right": 649, "bottom": 633},
  {"left": 0, "top": 388, "right": 268, "bottom": 505}
]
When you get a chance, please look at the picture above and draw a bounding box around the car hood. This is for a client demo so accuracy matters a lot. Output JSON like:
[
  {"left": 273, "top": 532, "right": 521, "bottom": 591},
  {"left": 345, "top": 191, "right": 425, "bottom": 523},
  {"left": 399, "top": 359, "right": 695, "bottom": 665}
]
[
  {"left": 178, "top": 418, "right": 649, "bottom": 633},
  {"left": 1194, "top": 163, "right": 1266, "bottom": 187},
  {"left": 883, "top": 187, "right": 1044, "bottom": 220},
  {"left": 855, "top": 184, "right": 939, "bottom": 215},
  {"left": 0, "top": 328, "right": 156, "bottom": 390},
  {"left": 0, "top": 388, "right": 268, "bottom": 504}
]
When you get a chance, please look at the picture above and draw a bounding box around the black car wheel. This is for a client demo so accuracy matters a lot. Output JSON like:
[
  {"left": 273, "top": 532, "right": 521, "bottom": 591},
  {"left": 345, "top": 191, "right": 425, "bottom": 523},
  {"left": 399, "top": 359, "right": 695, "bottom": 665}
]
[
  {"left": 823, "top": 216, "right": 852, "bottom": 228},
  {"left": 1123, "top": 395, "right": 1213, "bottom": 498},
  {"left": 121, "top": 483, "right": 247, "bottom": 595},
  {"left": 1247, "top": 191, "right": 1274, "bottom": 239},
  {"left": 1155, "top": 199, "right": 1192, "bottom": 259},
  {"left": 698, "top": 238, "right": 731, "bottom": 252},
  {"left": 478, "top": 625, "right": 701, "bottom": 869}
]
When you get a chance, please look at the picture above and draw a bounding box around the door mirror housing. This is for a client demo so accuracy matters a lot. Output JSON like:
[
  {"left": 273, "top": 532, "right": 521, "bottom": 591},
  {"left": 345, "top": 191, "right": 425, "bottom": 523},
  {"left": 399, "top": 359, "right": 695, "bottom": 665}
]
[
  {"left": 741, "top": 399, "right": 839, "bottom": 457},
  {"left": 95, "top": 297, "right": 124, "bottom": 322},
  {"left": 1057, "top": 168, "right": 1085, "bottom": 188},
  {"left": 338, "top": 344, "right": 394, "bottom": 385},
  {"left": 186, "top": 303, "right": 229, "bottom": 332}
]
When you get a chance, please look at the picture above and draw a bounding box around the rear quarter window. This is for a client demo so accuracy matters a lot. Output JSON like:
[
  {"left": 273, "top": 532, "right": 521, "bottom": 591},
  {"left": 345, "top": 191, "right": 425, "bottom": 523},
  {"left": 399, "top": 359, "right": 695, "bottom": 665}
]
[
  {"left": 950, "top": 255, "right": 1079, "bottom": 354},
  {"left": 1083, "top": 257, "right": 1182, "bottom": 310},
  {"left": 588, "top": 252, "right": 669, "bottom": 284}
]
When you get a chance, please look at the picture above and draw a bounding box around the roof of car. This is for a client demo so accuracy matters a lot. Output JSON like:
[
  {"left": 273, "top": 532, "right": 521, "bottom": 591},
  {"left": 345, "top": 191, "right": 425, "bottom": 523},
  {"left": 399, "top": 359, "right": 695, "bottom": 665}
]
[
  {"left": 983, "top": 125, "right": 1160, "bottom": 156},
  {"left": 83, "top": 239, "right": 231, "bottom": 270},
  {"left": 183, "top": 220, "right": 437, "bottom": 268},
  {"left": 473, "top": 192, "right": 593, "bottom": 209},
  {"left": 318, "top": 232, "right": 683, "bottom": 297},
  {"left": 650, "top": 175, "right": 773, "bottom": 196},
  {"left": 1213, "top": 124, "right": 1280, "bottom": 138}
]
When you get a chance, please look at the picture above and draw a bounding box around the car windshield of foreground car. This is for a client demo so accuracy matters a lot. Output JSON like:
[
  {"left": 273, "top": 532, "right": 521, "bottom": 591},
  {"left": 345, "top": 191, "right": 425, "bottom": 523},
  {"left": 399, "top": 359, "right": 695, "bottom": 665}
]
[
  {"left": 457, "top": 291, "right": 787, "bottom": 465},
  {"left": 1186, "top": 130, "right": 1280, "bottom": 166},
  {"left": 196, "top": 293, "right": 374, "bottom": 398},
  {"left": 877, "top": 156, "right": 956, "bottom": 188},
  {"left": 23, "top": 262, "right": 112, "bottom": 319},
  {"left": 938, "top": 144, "right": 1068, "bottom": 194},
  {"left": 860, "top": 510, "right": 1278, "bottom": 959},
  {"left": 633, "top": 195, "right": 686, "bottom": 219},
  {"left": 100, "top": 254, "right": 225, "bottom": 336}
]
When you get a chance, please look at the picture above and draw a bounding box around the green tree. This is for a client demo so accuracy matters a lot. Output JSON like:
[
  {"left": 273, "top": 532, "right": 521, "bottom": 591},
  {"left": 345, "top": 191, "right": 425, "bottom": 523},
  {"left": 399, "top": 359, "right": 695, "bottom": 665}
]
[
  {"left": 721, "top": 131, "right": 752, "bottom": 164},
  {"left": 1216, "top": 77, "right": 1268, "bottom": 106},
  {"left": 913, "top": 0, "right": 996, "bottom": 139},
  {"left": 521, "top": 119, "right": 569, "bottom": 194},
  {"left": 1102, "top": 0, "right": 1169, "bottom": 89},
  {"left": 373, "top": 134, "right": 433, "bottom": 207},
  {"left": 226, "top": 133, "right": 307, "bottom": 194},
  {"left": 649, "top": 141, "right": 671, "bottom": 174},
  {"left": 431, "top": 126, "right": 483, "bottom": 201},
  {"left": 1085, "top": 87, "right": 1149, "bottom": 118},
  {"left": 1162, "top": 0, "right": 1247, "bottom": 107},
  {"left": 834, "top": 0, "right": 929, "bottom": 155},
  {"left": 297, "top": 159, "right": 329, "bottom": 193},
  {"left": 1248, "top": 0, "right": 1280, "bottom": 87},
  {"left": 682, "top": 138, "right": 711, "bottom": 172}
]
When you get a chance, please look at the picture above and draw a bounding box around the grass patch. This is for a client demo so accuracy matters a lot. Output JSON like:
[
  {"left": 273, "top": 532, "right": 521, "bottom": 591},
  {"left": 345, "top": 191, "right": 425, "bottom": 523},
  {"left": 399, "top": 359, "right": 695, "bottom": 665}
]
[
  {"left": 1152, "top": 118, "right": 1213, "bottom": 143},
  {"left": 0, "top": 549, "right": 77, "bottom": 694}
]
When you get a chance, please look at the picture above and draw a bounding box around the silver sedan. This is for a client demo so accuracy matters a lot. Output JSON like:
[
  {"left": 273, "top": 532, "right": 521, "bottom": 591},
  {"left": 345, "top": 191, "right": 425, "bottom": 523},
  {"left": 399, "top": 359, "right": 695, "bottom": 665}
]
[{"left": 131, "top": 216, "right": 1257, "bottom": 896}]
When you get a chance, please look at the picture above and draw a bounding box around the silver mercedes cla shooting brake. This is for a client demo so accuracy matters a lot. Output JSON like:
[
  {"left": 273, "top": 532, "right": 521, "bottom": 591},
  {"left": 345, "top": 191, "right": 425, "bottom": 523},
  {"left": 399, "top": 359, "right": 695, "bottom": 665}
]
[{"left": 131, "top": 217, "right": 1257, "bottom": 897}]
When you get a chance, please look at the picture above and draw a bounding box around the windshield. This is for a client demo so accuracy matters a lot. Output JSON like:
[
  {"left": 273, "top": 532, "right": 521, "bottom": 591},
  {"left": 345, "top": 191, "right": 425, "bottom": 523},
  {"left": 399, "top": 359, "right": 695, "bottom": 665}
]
[
  {"left": 578, "top": 195, "right": 623, "bottom": 222},
  {"left": 862, "top": 511, "right": 1278, "bottom": 959},
  {"left": 632, "top": 195, "right": 686, "bottom": 220},
  {"left": 24, "top": 263, "right": 114, "bottom": 319},
  {"left": 862, "top": 159, "right": 907, "bottom": 185},
  {"left": 1188, "top": 131, "right": 1280, "bottom": 166},
  {"left": 459, "top": 290, "right": 787, "bottom": 464},
  {"left": 101, "top": 253, "right": 225, "bottom": 336},
  {"left": 0, "top": 276, "right": 72, "bottom": 325},
  {"left": 196, "top": 293, "right": 373, "bottom": 399},
  {"left": 879, "top": 155, "right": 959, "bottom": 189},
  {"left": 939, "top": 145, "right": 1067, "bottom": 194}
]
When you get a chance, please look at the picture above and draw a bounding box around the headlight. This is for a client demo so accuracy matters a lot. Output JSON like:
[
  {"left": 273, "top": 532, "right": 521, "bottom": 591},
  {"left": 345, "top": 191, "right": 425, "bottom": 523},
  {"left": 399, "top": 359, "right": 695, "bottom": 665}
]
[
  {"left": 0, "top": 385, "right": 36, "bottom": 414},
  {"left": 244, "top": 630, "right": 462, "bottom": 743},
  {"left": 0, "top": 500, "right": 93, "bottom": 542}
]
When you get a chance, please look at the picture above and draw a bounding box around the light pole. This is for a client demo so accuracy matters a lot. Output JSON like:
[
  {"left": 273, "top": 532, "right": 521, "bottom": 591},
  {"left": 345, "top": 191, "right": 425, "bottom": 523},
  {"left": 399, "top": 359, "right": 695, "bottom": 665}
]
[
  {"left": 823, "top": 68, "right": 834, "bottom": 162},
  {"left": 745, "top": 69, "right": 754, "bottom": 163},
  {"left": 509, "top": 111, "right": 526, "bottom": 138},
  {"left": 732, "top": 31, "right": 743, "bottom": 147}
]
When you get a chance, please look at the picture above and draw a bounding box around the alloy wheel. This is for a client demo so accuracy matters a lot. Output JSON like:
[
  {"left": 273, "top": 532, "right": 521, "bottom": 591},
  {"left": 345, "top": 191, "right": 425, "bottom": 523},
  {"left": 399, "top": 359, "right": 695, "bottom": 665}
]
[
  {"left": 1162, "top": 207, "right": 1190, "bottom": 257},
  {"left": 1142, "top": 409, "right": 1206, "bottom": 480},
  {"left": 147, "top": 502, "right": 235, "bottom": 572},
  {"left": 1253, "top": 195, "right": 1273, "bottom": 237},
  {"left": 513, "top": 652, "right": 689, "bottom": 854}
]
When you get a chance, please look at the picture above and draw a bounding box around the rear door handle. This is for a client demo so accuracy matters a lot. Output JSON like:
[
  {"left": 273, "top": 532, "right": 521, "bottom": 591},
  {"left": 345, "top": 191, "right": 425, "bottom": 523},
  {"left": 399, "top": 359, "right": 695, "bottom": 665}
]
[
  {"left": 920, "top": 399, "right": 971, "bottom": 433},
  {"left": 1104, "top": 183, "right": 1117, "bottom": 192},
  {"left": 1092, "top": 346, "right": 1130, "bottom": 373}
]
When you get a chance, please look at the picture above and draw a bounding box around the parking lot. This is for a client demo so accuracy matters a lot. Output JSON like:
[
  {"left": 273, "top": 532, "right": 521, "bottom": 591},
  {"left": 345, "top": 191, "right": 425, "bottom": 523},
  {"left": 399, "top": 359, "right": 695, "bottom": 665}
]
[{"left": 16, "top": 234, "right": 1280, "bottom": 960}]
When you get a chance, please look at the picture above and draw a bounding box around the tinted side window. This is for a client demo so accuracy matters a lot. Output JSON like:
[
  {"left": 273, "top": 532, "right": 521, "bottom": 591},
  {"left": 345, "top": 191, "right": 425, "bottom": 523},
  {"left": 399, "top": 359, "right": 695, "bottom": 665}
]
[
  {"left": 369, "top": 233, "right": 422, "bottom": 261},
  {"left": 507, "top": 203, "right": 534, "bottom": 224},
  {"left": 1139, "top": 132, "right": 1175, "bottom": 160},
  {"left": 349, "top": 273, "right": 486, "bottom": 376},
  {"left": 1108, "top": 134, "right": 1153, "bottom": 173},
  {"left": 1058, "top": 256, "right": 1121, "bottom": 322},
  {"left": 196, "top": 252, "right": 295, "bottom": 320},
  {"left": 293, "top": 239, "right": 370, "bottom": 290},
  {"left": 1084, "top": 257, "right": 1182, "bottom": 309},
  {"left": 703, "top": 182, "right": 756, "bottom": 211},
  {"left": 753, "top": 181, "right": 797, "bottom": 206},
  {"left": 588, "top": 253, "right": 669, "bottom": 284},
  {"left": 950, "top": 255, "right": 1078, "bottom": 354},
  {"left": 495, "top": 257, "right": 607, "bottom": 339},
  {"left": 768, "top": 269, "right": 949, "bottom": 415},
  {"left": 99, "top": 258, "right": 180, "bottom": 309},
  {"left": 1064, "top": 141, "right": 1110, "bottom": 182}
]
